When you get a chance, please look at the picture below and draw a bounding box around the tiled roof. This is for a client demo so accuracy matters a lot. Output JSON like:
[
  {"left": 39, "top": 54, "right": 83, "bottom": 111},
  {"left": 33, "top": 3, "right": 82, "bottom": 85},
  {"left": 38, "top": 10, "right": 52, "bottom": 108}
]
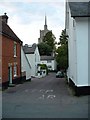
[
  {"left": 0, "top": 15, "right": 22, "bottom": 43},
  {"left": 69, "top": 2, "right": 90, "bottom": 17},
  {"left": 23, "top": 44, "right": 37, "bottom": 54},
  {"left": 40, "top": 55, "right": 54, "bottom": 60}
]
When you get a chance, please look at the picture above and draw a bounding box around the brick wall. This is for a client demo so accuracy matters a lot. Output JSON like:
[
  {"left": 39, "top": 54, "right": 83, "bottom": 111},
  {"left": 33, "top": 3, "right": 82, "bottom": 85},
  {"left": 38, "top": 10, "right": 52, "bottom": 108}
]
[
  {"left": 2, "top": 35, "right": 21, "bottom": 83},
  {"left": 0, "top": 36, "right": 2, "bottom": 84}
]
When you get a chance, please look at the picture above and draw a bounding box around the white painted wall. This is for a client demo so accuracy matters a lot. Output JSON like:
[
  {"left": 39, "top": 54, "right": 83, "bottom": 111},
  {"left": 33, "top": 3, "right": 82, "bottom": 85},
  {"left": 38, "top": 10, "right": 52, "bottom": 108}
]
[
  {"left": 26, "top": 54, "right": 35, "bottom": 77},
  {"left": 88, "top": 18, "right": 90, "bottom": 86},
  {"left": 26, "top": 46, "right": 40, "bottom": 77},
  {"left": 66, "top": 6, "right": 77, "bottom": 85},
  {"left": 35, "top": 46, "right": 40, "bottom": 73},
  {"left": 21, "top": 47, "right": 31, "bottom": 80},
  {"left": 76, "top": 17, "right": 88, "bottom": 86},
  {"left": 66, "top": 3, "right": 89, "bottom": 87},
  {"left": 41, "top": 60, "right": 56, "bottom": 71}
]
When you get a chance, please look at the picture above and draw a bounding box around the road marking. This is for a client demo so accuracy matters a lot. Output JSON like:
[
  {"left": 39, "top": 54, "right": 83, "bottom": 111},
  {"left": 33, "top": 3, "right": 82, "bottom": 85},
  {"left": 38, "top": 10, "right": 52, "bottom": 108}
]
[
  {"left": 47, "top": 95, "right": 56, "bottom": 99},
  {"left": 45, "top": 90, "right": 53, "bottom": 93},
  {"left": 38, "top": 94, "right": 45, "bottom": 99},
  {"left": 39, "top": 89, "right": 45, "bottom": 92}
]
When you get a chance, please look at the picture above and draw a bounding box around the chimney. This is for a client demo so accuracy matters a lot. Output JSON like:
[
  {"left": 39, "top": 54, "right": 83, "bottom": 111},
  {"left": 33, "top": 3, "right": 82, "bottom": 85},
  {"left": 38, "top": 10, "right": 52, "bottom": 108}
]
[{"left": 0, "top": 13, "right": 8, "bottom": 24}]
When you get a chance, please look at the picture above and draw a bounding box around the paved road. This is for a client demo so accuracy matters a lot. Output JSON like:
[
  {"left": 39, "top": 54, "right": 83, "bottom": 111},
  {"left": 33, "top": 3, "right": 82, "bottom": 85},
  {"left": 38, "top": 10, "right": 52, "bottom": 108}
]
[{"left": 2, "top": 73, "right": 89, "bottom": 118}]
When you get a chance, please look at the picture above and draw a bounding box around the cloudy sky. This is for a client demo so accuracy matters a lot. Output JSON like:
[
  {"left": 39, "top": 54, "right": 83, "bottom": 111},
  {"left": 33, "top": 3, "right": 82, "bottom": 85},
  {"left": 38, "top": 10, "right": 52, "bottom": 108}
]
[{"left": 0, "top": 0, "right": 66, "bottom": 45}]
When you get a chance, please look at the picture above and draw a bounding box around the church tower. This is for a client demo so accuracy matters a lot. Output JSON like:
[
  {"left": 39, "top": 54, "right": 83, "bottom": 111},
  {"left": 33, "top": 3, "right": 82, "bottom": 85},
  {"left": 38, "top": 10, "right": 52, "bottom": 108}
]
[{"left": 38, "top": 15, "right": 52, "bottom": 43}]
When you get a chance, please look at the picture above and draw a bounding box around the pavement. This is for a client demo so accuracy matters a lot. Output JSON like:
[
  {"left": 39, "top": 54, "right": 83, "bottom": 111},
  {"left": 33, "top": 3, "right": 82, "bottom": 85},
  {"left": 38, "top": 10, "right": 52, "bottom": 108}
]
[{"left": 2, "top": 73, "right": 89, "bottom": 119}]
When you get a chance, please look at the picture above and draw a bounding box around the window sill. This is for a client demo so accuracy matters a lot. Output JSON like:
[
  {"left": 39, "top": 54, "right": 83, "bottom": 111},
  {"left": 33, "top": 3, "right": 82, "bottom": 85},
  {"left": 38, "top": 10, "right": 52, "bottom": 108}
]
[
  {"left": 14, "top": 75, "right": 17, "bottom": 78},
  {"left": 14, "top": 55, "right": 17, "bottom": 58}
]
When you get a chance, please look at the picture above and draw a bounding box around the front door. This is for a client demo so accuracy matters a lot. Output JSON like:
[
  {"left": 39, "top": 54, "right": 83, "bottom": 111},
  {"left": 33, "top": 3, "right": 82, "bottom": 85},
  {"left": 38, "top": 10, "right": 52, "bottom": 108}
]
[{"left": 8, "top": 66, "right": 12, "bottom": 84}]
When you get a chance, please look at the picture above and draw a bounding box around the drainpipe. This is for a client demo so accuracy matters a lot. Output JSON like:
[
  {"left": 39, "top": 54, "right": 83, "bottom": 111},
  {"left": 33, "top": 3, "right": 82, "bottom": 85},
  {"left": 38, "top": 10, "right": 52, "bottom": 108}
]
[{"left": 20, "top": 42, "right": 22, "bottom": 82}]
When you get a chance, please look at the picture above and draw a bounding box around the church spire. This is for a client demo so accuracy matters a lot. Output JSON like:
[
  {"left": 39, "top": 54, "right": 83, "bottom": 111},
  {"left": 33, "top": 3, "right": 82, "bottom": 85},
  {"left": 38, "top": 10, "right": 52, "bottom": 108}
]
[
  {"left": 44, "top": 14, "right": 47, "bottom": 30},
  {"left": 45, "top": 14, "right": 47, "bottom": 25}
]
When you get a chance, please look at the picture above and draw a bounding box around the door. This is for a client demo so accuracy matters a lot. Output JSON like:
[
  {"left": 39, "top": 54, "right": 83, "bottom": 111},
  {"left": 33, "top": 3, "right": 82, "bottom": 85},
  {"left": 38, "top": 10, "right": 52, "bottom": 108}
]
[{"left": 8, "top": 66, "right": 12, "bottom": 84}]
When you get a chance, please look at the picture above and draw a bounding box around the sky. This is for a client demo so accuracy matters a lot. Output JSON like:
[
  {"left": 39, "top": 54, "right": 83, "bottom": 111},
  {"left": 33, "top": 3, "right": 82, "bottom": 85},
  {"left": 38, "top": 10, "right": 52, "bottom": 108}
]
[{"left": 0, "top": 0, "right": 66, "bottom": 45}]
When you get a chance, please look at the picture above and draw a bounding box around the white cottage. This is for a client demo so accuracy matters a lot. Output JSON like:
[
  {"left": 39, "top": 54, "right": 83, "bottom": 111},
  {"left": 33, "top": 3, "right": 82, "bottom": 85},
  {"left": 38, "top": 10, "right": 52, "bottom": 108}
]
[
  {"left": 23, "top": 44, "right": 40, "bottom": 77},
  {"left": 40, "top": 55, "right": 57, "bottom": 71},
  {"left": 21, "top": 46, "right": 31, "bottom": 81},
  {"left": 65, "top": 0, "right": 90, "bottom": 95}
]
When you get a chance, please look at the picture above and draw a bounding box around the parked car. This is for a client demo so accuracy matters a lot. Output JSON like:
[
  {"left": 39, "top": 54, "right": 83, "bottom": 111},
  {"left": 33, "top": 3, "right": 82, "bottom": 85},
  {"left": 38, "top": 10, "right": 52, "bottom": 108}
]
[{"left": 56, "top": 71, "right": 64, "bottom": 78}]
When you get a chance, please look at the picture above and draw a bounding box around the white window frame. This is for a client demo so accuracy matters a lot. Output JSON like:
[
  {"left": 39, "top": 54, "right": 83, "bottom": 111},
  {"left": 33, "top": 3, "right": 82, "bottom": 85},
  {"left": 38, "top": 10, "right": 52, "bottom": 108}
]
[
  {"left": 14, "top": 64, "right": 17, "bottom": 77},
  {"left": 14, "top": 42, "right": 17, "bottom": 57}
]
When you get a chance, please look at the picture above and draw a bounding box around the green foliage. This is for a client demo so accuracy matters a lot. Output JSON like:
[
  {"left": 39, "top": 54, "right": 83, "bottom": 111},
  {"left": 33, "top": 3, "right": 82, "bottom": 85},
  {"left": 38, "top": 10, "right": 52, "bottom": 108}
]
[
  {"left": 58, "top": 29, "right": 68, "bottom": 45},
  {"left": 56, "top": 29, "right": 68, "bottom": 71},
  {"left": 38, "top": 42, "right": 52, "bottom": 56},
  {"left": 43, "top": 31, "right": 56, "bottom": 50},
  {"left": 56, "top": 44, "right": 68, "bottom": 70},
  {"left": 38, "top": 64, "right": 48, "bottom": 75},
  {"left": 40, "top": 64, "right": 47, "bottom": 69},
  {"left": 38, "top": 31, "right": 56, "bottom": 56}
]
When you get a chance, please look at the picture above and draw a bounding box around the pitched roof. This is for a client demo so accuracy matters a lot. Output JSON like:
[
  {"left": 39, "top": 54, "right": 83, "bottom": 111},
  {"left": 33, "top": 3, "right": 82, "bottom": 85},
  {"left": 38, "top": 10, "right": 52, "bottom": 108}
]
[
  {"left": 0, "top": 14, "right": 22, "bottom": 43},
  {"left": 23, "top": 44, "right": 37, "bottom": 54},
  {"left": 69, "top": 2, "right": 90, "bottom": 17},
  {"left": 40, "top": 55, "right": 54, "bottom": 61}
]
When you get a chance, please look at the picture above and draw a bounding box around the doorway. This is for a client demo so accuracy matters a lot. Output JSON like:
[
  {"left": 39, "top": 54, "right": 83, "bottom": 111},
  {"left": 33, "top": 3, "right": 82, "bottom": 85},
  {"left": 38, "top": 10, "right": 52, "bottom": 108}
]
[{"left": 8, "top": 66, "right": 12, "bottom": 84}]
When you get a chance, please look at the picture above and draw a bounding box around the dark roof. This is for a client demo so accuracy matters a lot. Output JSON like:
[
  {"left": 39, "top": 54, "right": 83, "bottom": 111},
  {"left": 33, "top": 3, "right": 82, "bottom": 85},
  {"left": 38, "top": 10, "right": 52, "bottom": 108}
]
[
  {"left": 23, "top": 44, "right": 37, "bottom": 54},
  {"left": 40, "top": 55, "right": 54, "bottom": 61},
  {"left": 0, "top": 15, "right": 22, "bottom": 43},
  {"left": 69, "top": 2, "right": 90, "bottom": 17}
]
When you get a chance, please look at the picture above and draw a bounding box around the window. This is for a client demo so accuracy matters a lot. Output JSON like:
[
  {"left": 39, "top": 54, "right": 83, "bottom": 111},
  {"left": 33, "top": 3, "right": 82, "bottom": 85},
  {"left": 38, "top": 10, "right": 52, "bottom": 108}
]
[
  {"left": 14, "top": 64, "right": 17, "bottom": 77},
  {"left": 73, "top": 19, "right": 75, "bottom": 28},
  {"left": 48, "top": 65, "right": 52, "bottom": 69},
  {"left": 47, "top": 60, "right": 51, "bottom": 63},
  {"left": 14, "top": 42, "right": 17, "bottom": 57}
]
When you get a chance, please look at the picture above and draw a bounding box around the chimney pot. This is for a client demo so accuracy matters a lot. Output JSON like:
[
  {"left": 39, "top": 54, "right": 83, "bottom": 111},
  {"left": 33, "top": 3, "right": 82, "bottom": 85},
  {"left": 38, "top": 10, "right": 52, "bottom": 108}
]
[
  {"left": 4, "top": 13, "right": 7, "bottom": 15},
  {"left": 0, "top": 13, "right": 8, "bottom": 24}
]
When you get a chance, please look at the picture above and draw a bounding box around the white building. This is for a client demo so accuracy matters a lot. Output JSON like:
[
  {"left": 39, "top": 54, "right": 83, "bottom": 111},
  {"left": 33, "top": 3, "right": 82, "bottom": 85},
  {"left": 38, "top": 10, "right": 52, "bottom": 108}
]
[
  {"left": 23, "top": 44, "right": 40, "bottom": 77},
  {"left": 40, "top": 55, "right": 57, "bottom": 71},
  {"left": 65, "top": 1, "right": 90, "bottom": 95},
  {"left": 21, "top": 46, "right": 31, "bottom": 81}
]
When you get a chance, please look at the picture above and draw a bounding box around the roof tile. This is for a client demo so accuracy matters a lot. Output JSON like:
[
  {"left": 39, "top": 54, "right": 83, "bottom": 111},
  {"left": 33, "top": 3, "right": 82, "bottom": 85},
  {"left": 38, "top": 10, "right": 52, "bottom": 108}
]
[{"left": 69, "top": 2, "right": 90, "bottom": 17}]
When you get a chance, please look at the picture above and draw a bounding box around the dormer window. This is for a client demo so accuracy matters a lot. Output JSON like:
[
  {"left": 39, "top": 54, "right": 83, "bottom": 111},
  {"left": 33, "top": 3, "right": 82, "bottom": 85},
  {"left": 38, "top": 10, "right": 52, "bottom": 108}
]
[{"left": 14, "top": 42, "right": 17, "bottom": 57}]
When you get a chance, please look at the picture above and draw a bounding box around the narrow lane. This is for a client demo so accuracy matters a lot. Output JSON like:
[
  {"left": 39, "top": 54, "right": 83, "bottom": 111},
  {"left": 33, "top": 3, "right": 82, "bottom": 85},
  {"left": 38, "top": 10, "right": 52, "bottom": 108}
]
[{"left": 2, "top": 73, "right": 89, "bottom": 118}]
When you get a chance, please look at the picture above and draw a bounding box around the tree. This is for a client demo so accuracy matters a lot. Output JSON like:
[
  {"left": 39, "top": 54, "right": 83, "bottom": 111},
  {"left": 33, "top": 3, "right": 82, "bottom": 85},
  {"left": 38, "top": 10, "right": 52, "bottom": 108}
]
[
  {"left": 58, "top": 29, "right": 68, "bottom": 45},
  {"left": 56, "top": 29, "right": 68, "bottom": 71},
  {"left": 43, "top": 31, "right": 56, "bottom": 51},
  {"left": 38, "top": 42, "right": 52, "bottom": 56},
  {"left": 56, "top": 44, "right": 68, "bottom": 70}
]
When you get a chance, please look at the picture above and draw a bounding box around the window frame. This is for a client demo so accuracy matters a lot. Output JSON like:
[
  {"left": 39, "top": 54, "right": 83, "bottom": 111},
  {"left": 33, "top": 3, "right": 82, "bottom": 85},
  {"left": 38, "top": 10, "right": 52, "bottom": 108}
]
[
  {"left": 14, "top": 42, "right": 17, "bottom": 57},
  {"left": 13, "top": 64, "right": 17, "bottom": 77},
  {"left": 47, "top": 60, "right": 51, "bottom": 63}
]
